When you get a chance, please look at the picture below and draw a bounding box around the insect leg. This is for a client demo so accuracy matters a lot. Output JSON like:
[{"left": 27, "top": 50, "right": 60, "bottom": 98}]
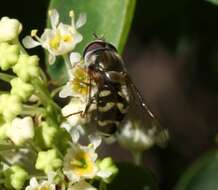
[{"left": 81, "top": 96, "right": 96, "bottom": 118}]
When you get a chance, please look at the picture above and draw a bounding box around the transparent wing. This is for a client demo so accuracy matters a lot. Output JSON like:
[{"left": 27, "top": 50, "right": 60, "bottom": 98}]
[{"left": 122, "top": 73, "right": 169, "bottom": 147}]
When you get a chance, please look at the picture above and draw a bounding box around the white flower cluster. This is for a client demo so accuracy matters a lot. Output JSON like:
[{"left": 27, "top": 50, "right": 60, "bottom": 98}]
[{"left": 0, "top": 9, "right": 118, "bottom": 190}]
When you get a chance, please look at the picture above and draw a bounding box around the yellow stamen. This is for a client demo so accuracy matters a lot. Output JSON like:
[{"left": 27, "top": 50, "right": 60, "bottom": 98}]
[
  {"left": 73, "top": 66, "right": 88, "bottom": 81},
  {"left": 49, "top": 33, "right": 61, "bottom": 49},
  {"left": 69, "top": 10, "right": 74, "bottom": 17},
  {"left": 61, "top": 34, "right": 73, "bottom": 42},
  {"left": 48, "top": 10, "right": 52, "bottom": 16},
  {"left": 31, "top": 29, "right": 38, "bottom": 37},
  {"left": 70, "top": 151, "right": 94, "bottom": 176},
  {"left": 71, "top": 80, "right": 89, "bottom": 96},
  {"left": 71, "top": 66, "right": 90, "bottom": 96}
]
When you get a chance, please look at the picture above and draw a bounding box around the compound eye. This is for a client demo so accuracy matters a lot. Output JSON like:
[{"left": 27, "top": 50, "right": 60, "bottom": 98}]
[
  {"left": 83, "top": 41, "right": 106, "bottom": 57},
  {"left": 107, "top": 43, "right": 117, "bottom": 52}
]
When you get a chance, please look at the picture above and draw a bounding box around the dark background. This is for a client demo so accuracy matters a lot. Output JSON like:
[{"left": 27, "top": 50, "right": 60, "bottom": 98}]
[{"left": 1, "top": 0, "right": 218, "bottom": 189}]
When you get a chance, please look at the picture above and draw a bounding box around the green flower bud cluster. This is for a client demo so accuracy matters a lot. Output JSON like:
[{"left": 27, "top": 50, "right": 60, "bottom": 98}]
[
  {"left": 0, "top": 11, "right": 121, "bottom": 190},
  {"left": 97, "top": 157, "right": 119, "bottom": 183},
  {"left": 0, "top": 43, "right": 19, "bottom": 71},
  {"left": 35, "top": 149, "right": 62, "bottom": 174},
  {"left": 4, "top": 165, "right": 28, "bottom": 190},
  {"left": 0, "top": 16, "right": 66, "bottom": 190}
]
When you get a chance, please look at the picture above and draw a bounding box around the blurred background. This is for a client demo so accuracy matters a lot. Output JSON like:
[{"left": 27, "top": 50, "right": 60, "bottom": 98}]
[{"left": 1, "top": 0, "right": 218, "bottom": 189}]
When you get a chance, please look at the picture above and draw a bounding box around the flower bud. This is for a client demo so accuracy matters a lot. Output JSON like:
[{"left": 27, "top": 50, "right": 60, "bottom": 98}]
[
  {"left": 7, "top": 117, "right": 34, "bottom": 145},
  {"left": 10, "top": 78, "right": 34, "bottom": 101},
  {"left": 117, "top": 121, "right": 155, "bottom": 152},
  {"left": 13, "top": 54, "right": 40, "bottom": 82},
  {"left": 97, "top": 157, "right": 118, "bottom": 183},
  {"left": 0, "top": 94, "right": 22, "bottom": 122},
  {"left": 0, "top": 17, "right": 22, "bottom": 42},
  {"left": 35, "top": 149, "right": 62, "bottom": 173},
  {"left": 35, "top": 121, "right": 58, "bottom": 148},
  {"left": 4, "top": 165, "right": 28, "bottom": 190},
  {"left": 0, "top": 42, "right": 19, "bottom": 70}
]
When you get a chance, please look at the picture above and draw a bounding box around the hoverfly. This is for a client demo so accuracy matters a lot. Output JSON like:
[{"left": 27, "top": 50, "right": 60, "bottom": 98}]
[{"left": 80, "top": 38, "right": 167, "bottom": 142}]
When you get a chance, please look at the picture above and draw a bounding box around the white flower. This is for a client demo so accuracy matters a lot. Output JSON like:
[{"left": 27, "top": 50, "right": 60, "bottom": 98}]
[
  {"left": 63, "top": 136, "right": 101, "bottom": 184},
  {"left": 22, "top": 9, "right": 86, "bottom": 64},
  {"left": 7, "top": 117, "right": 34, "bottom": 145},
  {"left": 0, "top": 17, "right": 22, "bottom": 42},
  {"left": 62, "top": 98, "right": 86, "bottom": 127},
  {"left": 59, "top": 60, "right": 90, "bottom": 100},
  {"left": 25, "top": 177, "right": 56, "bottom": 190},
  {"left": 68, "top": 181, "right": 97, "bottom": 190},
  {"left": 61, "top": 122, "right": 85, "bottom": 143},
  {"left": 117, "top": 120, "right": 155, "bottom": 152}
]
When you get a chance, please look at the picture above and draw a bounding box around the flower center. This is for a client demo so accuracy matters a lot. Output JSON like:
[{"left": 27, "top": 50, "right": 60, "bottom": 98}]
[
  {"left": 70, "top": 151, "right": 94, "bottom": 176},
  {"left": 49, "top": 33, "right": 61, "bottom": 50},
  {"left": 71, "top": 66, "right": 89, "bottom": 96},
  {"left": 62, "top": 34, "right": 73, "bottom": 42},
  {"left": 49, "top": 32, "right": 74, "bottom": 50}
]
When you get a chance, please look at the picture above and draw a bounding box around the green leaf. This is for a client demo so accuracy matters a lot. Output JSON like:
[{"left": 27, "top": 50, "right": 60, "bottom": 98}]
[
  {"left": 108, "top": 162, "right": 157, "bottom": 190},
  {"left": 206, "top": 0, "right": 218, "bottom": 6},
  {"left": 47, "top": 0, "right": 136, "bottom": 82},
  {"left": 175, "top": 150, "right": 218, "bottom": 190}
]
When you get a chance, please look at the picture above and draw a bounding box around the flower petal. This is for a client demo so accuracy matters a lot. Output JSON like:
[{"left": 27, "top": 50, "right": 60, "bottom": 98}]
[
  {"left": 70, "top": 52, "right": 81, "bottom": 67},
  {"left": 59, "top": 83, "right": 73, "bottom": 98},
  {"left": 74, "top": 32, "right": 83, "bottom": 44},
  {"left": 48, "top": 53, "right": 56, "bottom": 65},
  {"left": 76, "top": 13, "right": 87, "bottom": 29},
  {"left": 29, "top": 177, "right": 39, "bottom": 187},
  {"left": 89, "top": 135, "right": 102, "bottom": 150},
  {"left": 49, "top": 9, "right": 59, "bottom": 29},
  {"left": 22, "top": 36, "right": 40, "bottom": 49},
  {"left": 70, "top": 127, "right": 80, "bottom": 143},
  {"left": 97, "top": 170, "right": 112, "bottom": 179}
]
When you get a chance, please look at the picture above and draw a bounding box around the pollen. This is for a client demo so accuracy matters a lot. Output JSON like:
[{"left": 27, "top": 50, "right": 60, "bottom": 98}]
[
  {"left": 62, "top": 34, "right": 73, "bottom": 42},
  {"left": 71, "top": 80, "right": 88, "bottom": 96},
  {"left": 49, "top": 33, "right": 61, "bottom": 49},
  {"left": 31, "top": 29, "right": 38, "bottom": 37},
  {"left": 70, "top": 66, "right": 90, "bottom": 96},
  {"left": 73, "top": 66, "right": 88, "bottom": 81},
  {"left": 69, "top": 10, "right": 74, "bottom": 17},
  {"left": 70, "top": 151, "right": 94, "bottom": 176}
]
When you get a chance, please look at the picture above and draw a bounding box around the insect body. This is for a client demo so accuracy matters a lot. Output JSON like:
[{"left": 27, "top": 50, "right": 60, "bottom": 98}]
[
  {"left": 83, "top": 40, "right": 129, "bottom": 135},
  {"left": 83, "top": 39, "right": 167, "bottom": 141}
]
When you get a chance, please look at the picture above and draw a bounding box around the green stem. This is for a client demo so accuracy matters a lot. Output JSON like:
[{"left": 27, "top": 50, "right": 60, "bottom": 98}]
[
  {"left": 28, "top": 141, "right": 41, "bottom": 153},
  {"left": 22, "top": 105, "right": 46, "bottom": 116},
  {"left": 17, "top": 40, "right": 28, "bottom": 54},
  {"left": 99, "top": 181, "right": 107, "bottom": 190},
  {"left": 31, "top": 78, "right": 62, "bottom": 124},
  {"left": 63, "top": 54, "right": 72, "bottom": 78},
  {"left": 51, "top": 86, "right": 63, "bottom": 98},
  {"left": 39, "top": 68, "right": 48, "bottom": 83},
  {"left": 0, "top": 144, "right": 17, "bottom": 151},
  {"left": 0, "top": 72, "right": 15, "bottom": 82},
  {"left": 132, "top": 151, "right": 142, "bottom": 166},
  {"left": 0, "top": 154, "right": 11, "bottom": 166}
]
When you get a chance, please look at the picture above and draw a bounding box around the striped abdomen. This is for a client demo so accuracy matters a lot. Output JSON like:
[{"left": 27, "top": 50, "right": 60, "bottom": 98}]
[{"left": 96, "top": 84, "right": 129, "bottom": 134}]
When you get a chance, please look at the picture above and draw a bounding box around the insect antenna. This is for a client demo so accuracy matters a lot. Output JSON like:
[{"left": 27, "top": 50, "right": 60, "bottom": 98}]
[{"left": 92, "top": 33, "right": 105, "bottom": 41}]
